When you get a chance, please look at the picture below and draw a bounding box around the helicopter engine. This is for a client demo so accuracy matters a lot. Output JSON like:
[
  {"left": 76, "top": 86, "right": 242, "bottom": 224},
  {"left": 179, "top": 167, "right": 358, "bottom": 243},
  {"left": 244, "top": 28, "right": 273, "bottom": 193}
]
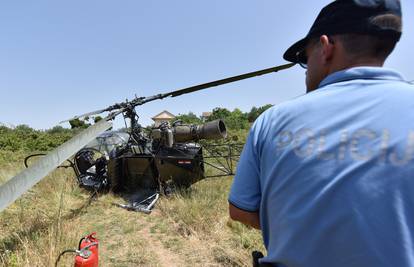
[{"left": 150, "top": 119, "right": 227, "bottom": 147}]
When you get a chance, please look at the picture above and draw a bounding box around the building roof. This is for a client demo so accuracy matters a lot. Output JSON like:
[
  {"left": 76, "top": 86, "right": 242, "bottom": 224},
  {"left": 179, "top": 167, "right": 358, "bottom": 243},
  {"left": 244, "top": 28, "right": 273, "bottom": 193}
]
[
  {"left": 202, "top": 112, "right": 212, "bottom": 117},
  {"left": 151, "top": 110, "right": 176, "bottom": 120}
]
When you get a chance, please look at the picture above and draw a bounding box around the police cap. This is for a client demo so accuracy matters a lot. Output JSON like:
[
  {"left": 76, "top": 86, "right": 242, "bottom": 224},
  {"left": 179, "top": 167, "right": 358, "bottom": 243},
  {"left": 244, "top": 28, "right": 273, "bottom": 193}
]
[{"left": 283, "top": 0, "right": 402, "bottom": 64}]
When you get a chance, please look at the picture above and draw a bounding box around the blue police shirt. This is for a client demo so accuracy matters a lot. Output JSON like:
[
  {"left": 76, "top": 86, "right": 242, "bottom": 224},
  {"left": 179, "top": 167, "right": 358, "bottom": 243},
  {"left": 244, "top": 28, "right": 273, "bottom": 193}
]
[{"left": 229, "top": 67, "right": 414, "bottom": 267}]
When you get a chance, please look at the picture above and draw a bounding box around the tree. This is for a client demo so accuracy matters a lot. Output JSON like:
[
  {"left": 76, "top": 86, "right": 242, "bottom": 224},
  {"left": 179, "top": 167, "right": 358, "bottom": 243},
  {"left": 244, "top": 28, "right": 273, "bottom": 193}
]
[
  {"left": 226, "top": 108, "right": 249, "bottom": 129},
  {"left": 0, "top": 126, "right": 11, "bottom": 134},
  {"left": 175, "top": 112, "right": 202, "bottom": 124},
  {"left": 248, "top": 106, "right": 259, "bottom": 123},
  {"left": 15, "top": 124, "right": 34, "bottom": 133},
  {"left": 69, "top": 119, "right": 90, "bottom": 129},
  {"left": 247, "top": 104, "right": 273, "bottom": 122},
  {"left": 207, "top": 108, "right": 232, "bottom": 122},
  {"left": 94, "top": 116, "right": 103, "bottom": 123},
  {"left": 47, "top": 125, "right": 67, "bottom": 134},
  {"left": 257, "top": 104, "right": 273, "bottom": 115}
]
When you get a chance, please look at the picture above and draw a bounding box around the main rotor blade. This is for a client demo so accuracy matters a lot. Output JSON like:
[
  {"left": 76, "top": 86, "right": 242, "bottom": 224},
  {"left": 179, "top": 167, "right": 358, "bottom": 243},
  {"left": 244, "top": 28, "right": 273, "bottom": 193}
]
[
  {"left": 60, "top": 108, "right": 110, "bottom": 124},
  {"left": 135, "top": 63, "right": 295, "bottom": 106},
  {"left": 164, "top": 63, "right": 295, "bottom": 99},
  {"left": 0, "top": 119, "right": 112, "bottom": 212}
]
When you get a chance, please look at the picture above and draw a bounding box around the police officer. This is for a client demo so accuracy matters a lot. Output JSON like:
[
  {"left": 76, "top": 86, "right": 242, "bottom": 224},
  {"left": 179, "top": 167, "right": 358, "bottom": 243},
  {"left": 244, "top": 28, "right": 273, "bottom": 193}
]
[{"left": 229, "top": 0, "right": 414, "bottom": 266}]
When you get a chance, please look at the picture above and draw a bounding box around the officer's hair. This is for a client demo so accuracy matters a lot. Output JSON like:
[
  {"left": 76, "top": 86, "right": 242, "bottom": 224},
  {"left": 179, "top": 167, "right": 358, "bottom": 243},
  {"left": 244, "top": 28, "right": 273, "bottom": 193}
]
[{"left": 338, "top": 14, "right": 402, "bottom": 62}]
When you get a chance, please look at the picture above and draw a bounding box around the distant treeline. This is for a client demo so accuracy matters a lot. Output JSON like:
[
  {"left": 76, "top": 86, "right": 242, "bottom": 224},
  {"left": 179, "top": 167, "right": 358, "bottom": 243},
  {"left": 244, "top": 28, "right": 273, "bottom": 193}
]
[
  {"left": 0, "top": 125, "right": 76, "bottom": 152},
  {"left": 0, "top": 105, "right": 272, "bottom": 152},
  {"left": 176, "top": 104, "right": 273, "bottom": 129}
]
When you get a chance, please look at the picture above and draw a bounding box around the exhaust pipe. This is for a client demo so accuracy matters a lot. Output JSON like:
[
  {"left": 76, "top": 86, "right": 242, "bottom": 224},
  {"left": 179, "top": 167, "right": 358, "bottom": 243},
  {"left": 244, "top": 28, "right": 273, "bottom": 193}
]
[{"left": 174, "top": 119, "right": 227, "bottom": 142}]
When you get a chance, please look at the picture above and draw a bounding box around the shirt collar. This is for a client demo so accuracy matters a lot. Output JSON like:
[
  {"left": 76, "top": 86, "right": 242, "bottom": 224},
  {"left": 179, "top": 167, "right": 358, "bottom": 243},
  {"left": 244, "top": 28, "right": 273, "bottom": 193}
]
[{"left": 318, "top": 67, "right": 406, "bottom": 88}]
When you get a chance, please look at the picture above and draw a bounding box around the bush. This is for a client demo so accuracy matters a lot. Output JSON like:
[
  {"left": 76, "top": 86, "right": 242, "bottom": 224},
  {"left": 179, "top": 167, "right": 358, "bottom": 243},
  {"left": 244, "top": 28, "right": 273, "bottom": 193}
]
[
  {"left": 175, "top": 112, "right": 202, "bottom": 124},
  {"left": 206, "top": 104, "right": 273, "bottom": 130},
  {"left": 0, "top": 125, "right": 75, "bottom": 152}
]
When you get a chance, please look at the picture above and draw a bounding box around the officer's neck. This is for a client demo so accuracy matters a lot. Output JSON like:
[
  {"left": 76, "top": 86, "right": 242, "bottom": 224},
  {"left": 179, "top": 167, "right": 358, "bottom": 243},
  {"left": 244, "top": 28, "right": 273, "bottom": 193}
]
[{"left": 327, "top": 56, "right": 385, "bottom": 75}]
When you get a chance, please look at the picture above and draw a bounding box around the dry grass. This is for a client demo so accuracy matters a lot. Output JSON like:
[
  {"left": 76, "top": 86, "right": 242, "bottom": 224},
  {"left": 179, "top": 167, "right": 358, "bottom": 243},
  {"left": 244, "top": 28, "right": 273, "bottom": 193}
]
[
  {"left": 0, "top": 151, "right": 263, "bottom": 266},
  {"left": 158, "top": 178, "right": 264, "bottom": 266},
  {"left": 0, "top": 151, "right": 27, "bottom": 184}
]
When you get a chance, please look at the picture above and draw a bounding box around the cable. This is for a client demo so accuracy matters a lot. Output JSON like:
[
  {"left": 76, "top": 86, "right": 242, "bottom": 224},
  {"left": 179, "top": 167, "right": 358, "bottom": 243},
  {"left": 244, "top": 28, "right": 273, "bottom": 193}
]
[{"left": 24, "top": 153, "right": 75, "bottom": 172}]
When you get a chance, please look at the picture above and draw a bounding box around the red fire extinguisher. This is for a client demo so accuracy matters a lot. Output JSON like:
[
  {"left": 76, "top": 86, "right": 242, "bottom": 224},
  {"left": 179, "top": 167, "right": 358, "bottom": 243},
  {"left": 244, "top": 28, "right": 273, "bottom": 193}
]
[{"left": 74, "top": 232, "right": 99, "bottom": 267}]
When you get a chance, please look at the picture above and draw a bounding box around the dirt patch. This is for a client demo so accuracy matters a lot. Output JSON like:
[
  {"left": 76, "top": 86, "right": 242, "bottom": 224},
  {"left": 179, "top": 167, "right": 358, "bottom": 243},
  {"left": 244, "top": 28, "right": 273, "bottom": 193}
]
[{"left": 137, "top": 218, "right": 186, "bottom": 267}]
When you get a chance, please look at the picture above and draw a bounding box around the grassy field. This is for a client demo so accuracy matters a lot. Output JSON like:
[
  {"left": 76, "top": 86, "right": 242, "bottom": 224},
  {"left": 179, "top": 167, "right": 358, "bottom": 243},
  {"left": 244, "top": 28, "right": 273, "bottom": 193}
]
[{"left": 0, "top": 149, "right": 263, "bottom": 266}]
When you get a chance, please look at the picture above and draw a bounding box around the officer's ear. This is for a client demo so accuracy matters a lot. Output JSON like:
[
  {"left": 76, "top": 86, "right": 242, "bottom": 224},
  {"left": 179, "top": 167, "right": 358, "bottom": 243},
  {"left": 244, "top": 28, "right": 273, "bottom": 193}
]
[{"left": 319, "top": 35, "right": 335, "bottom": 64}]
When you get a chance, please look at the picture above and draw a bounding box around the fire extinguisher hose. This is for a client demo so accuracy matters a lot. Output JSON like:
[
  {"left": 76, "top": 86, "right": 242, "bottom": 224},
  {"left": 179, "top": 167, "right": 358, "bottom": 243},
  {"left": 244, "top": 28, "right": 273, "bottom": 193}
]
[
  {"left": 55, "top": 241, "right": 98, "bottom": 267},
  {"left": 55, "top": 249, "right": 78, "bottom": 267}
]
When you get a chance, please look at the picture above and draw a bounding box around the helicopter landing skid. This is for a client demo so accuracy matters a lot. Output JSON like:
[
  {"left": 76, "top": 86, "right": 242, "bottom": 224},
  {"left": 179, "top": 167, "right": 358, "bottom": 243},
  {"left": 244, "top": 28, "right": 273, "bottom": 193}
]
[{"left": 113, "top": 193, "right": 159, "bottom": 214}]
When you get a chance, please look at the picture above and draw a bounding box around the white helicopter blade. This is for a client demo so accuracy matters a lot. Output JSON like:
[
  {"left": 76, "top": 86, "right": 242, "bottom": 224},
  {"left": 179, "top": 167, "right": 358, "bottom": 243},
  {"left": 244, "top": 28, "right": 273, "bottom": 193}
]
[{"left": 0, "top": 119, "right": 112, "bottom": 212}]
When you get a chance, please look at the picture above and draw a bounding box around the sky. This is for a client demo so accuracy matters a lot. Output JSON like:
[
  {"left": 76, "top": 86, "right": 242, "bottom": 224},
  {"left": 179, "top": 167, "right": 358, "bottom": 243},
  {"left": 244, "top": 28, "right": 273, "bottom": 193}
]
[{"left": 0, "top": 1, "right": 413, "bottom": 130}]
